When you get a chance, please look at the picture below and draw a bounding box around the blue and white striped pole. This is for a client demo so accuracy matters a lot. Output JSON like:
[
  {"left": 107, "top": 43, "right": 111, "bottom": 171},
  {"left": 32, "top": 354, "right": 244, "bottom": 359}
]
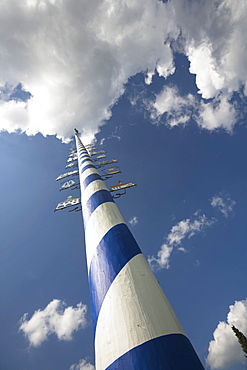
[{"left": 75, "top": 132, "right": 204, "bottom": 370}]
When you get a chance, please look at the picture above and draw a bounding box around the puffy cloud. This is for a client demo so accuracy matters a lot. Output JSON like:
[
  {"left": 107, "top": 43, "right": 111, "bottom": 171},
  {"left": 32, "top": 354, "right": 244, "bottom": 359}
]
[
  {"left": 1, "top": 0, "right": 246, "bottom": 142},
  {"left": 210, "top": 193, "right": 236, "bottom": 217},
  {"left": 19, "top": 299, "right": 87, "bottom": 347},
  {"left": 167, "top": 212, "right": 216, "bottom": 246},
  {"left": 196, "top": 96, "right": 237, "bottom": 132},
  {"left": 128, "top": 216, "right": 138, "bottom": 226},
  {"left": 69, "top": 358, "right": 95, "bottom": 370},
  {"left": 148, "top": 211, "right": 216, "bottom": 270},
  {"left": 148, "top": 243, "right": 173, "bottom": 270},
  {"left": 149, "top": 0, "right": 246, "bottom": 133},
  {"left": 0, "top": 0, "right": 178, "bottom": 142},
  {"left": 206, "top": 298, "right": 247, "bottom": 369},
  {"left": 150, "top": 86, "right": 238, "bottom": 132},
  {"left": 151, "top": 86, "right": 195, "bottom": 126},
  {"left": 173, "top": 0, "right": 247, "bottom": 99},
  {"left": 188, "top": 42, "right": 225, "bottom": 99}
]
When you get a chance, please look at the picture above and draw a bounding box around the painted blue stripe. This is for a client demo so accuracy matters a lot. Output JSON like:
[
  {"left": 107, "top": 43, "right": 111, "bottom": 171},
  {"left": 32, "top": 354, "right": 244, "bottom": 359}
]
[
  {"left": 86, "top": 189, "right": 114, "bottom": 216},
  {"left": 89, "top": 223, "right": 142, "bottom": 332},
  {"left": 80, "top": 157, "right": 90, "bottom": 163},
  {"left": 80, "top": 158, "right": 93, "bottom": 166},
  {"left": 79, "top": 157, "right": 90, "bottom": 163},
  {"left": 79, "top": 154, "right": 90, "bottom": 160},
  {"left": 80, "top": 164, "right": 95, "bottom": 173},
  {"left": 80, "top": 156, "right": 92, "bottom": 163},
  {"left": 106, "top": 334, "right": 204, "bottom": 370},
  {"left": 83, "top": 173, "right": 102, "bottom": 188}
]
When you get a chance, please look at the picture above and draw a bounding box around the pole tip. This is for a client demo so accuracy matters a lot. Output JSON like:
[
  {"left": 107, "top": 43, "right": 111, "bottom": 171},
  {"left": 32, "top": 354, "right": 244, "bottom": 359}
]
[{"left": 74, "top": 128, "right": 79, "bottom": 134}]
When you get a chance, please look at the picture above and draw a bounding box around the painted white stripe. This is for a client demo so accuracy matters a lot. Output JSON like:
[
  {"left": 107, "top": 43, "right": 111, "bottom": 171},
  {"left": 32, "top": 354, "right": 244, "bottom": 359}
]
[
  {"left": 81, "top": 180, "right": 109, "bottom": 223},
  {"left": 82, "top": 179, "right": 108, "bottom": 206},
  {"left": 95, "top": 254, "right": 185, "bottom": 370},
  {"left": 80, "top": 154, "right": 90, "bottom": 159},
  {"left": 79, "top": 167, "right": 99, "bottom": 185},
  {"left": 85, "top": 202, "right": 125, "bottom": 270},
  {"left": 79, "top": 159, "right": 94, "bottom": 169}
]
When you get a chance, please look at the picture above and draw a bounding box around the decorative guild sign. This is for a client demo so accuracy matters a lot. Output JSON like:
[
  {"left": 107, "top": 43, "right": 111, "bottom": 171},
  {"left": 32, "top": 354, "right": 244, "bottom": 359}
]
[
  {"left": 54, "top": 196, "right": 81, "bottom": 212},
  {"left": 68, "top": 149, "right": 77, "bottom": 155},
  {"left": 102, "top": 166, "right": 121, "bottom": 175},
  {"left": 110, "top": 182, "right": 137, "bottom": 192},
  {"left": 59, "top": 178, "right": 79, "bottom": 191},
  {"left": 85, "top": 145, "right": 96, "bottom": 152},
  {"left": 109, "top": 182, "right": 136, "bottom": 199},
  {"left": 96, "top": 159, "right": 118, "bottom": 168},
  {"left": 68, "top": 150, "right": 77, "bottom": 157},
  {"left": 109, "top": 182, "right": 137, "bottom": 198},
  {"left": 65, "top": 162, "right": 78, "bottom": 169},
  {"left": 105, "top": 167, "right": 116, "bottom": 172},
  {"left": 67, "top": 155, "right": 78, "bottom": 163},
  {"left": 56, "top": 169, "right": 79, "bottom": 181},
  {"left": 90, "top": 150, "right": 106, "bottom": 156},
  {"left": 96, "top": 154, "right": 106, "bottom": 160},
  {"left": 54, "top": 134, "right": 137, "bottom": 213}
]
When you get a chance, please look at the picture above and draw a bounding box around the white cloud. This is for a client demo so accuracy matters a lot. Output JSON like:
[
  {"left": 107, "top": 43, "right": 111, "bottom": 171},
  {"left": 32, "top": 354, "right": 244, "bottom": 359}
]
[
  {"left": 128, "top": 216, "right": 138, "bottom": 226},
  {"left": 69, "top": 358, "right": 95, "bottom": 370},
  {"left": 151, "top": 86, "right": 195, "bottom": 126},
  {"left": 210, "top": 193, "right": 236, "bottom": 218},
  {"left": 19, "top": 299, "right": 87, "bottom": 347},
  {"left": 0, "top": 0, "right": 178, "bottom": 142},
  {"left": 167, "top": 212, "right": 215, "bottom": 246},
  {"left": 148, "top": 211, "right": 216, "bottom": 270},
  {"left": 150, "top": 86, "right": 238, "bottom": 132},
  {"left": 187, "top": 42, "right": 225, "bottom": 100},
  {"left": 148, "top": 243, "right": 173, "bottom": 270},
  {"left": 206, "top": 298, "right": 247, "bottom": 369},
  {"left": 149, "top": 0, "right": 246, "bottom": 133},
  {"left": 1, "top": 1, "right": 246, "bottom": 141},
  {"left": 196, "top": 96, "right": 237, "bottom": 133},
  {"left": 173, "top": 0, "right": 247, "bottom": 99}
]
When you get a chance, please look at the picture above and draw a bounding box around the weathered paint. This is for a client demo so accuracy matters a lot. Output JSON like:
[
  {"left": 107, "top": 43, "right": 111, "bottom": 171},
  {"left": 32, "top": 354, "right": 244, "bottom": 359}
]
[
  {"left": 95, "top": 254, "right": 185, "bottom": 370},
  {"left": 75, "top": 134, "right": 204, "bottom": 370},
  {"left": 106, "top": 334, "right": 204, "bottom": 370}
]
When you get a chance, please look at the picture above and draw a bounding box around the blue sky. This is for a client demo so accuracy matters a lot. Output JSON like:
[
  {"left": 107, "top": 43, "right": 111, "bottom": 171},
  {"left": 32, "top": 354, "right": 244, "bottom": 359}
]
[{"left": 0, "top": 1, "right": 247, "bottom": 369}]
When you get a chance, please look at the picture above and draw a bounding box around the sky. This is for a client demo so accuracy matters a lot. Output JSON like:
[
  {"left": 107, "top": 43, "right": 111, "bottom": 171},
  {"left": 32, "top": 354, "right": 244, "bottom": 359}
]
[{"left": 0, "top": 0, "right": 247, "bottom": 369}]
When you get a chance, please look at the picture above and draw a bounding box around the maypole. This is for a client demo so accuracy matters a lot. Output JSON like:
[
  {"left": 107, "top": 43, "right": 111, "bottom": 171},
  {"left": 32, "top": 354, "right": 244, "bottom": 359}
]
[{"left": 73, "top": 130, "right": 204, "bottom": 370}]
